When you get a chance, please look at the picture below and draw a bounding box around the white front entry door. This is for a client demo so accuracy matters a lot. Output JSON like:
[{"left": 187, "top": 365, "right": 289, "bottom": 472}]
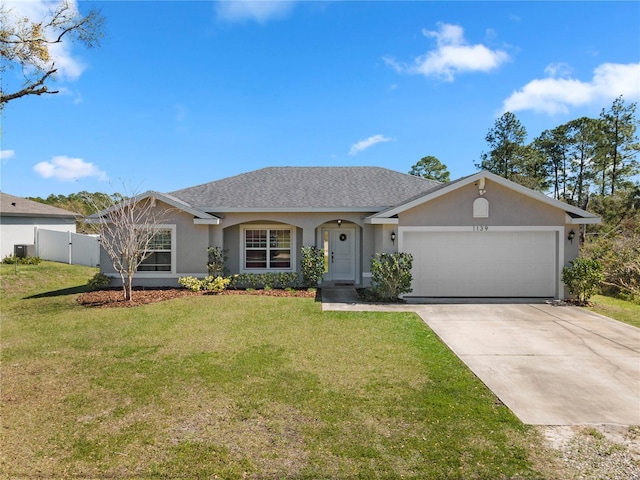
[{"left": 323, "top": 227, "right": 356, "bottom": 282}]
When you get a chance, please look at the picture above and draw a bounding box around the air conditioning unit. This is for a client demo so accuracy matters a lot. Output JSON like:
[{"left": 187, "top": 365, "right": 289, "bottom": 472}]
[{"left": 14, "top": 244, "right": 36, "bottom": 258}]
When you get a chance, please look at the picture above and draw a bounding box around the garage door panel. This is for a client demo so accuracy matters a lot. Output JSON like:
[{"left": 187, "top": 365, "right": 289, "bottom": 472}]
[{"left": 404, "top": 231, "right": 556, "bottom": 298}]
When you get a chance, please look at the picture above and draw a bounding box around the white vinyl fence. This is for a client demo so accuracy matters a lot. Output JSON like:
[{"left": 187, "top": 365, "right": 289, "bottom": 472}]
[{"left": 36, "top": 229, "right": 100, "bottom": 267}]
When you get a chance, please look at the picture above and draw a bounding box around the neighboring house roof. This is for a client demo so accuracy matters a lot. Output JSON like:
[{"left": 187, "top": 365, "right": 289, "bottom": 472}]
[
  {"left": 0, "top": 192, "right": 80, "bottom": 219},
  {"left": 367, "top": 171, "right": 601, "bottom": 224},
  {"left": 170, "top": 167, "right": 442, "bottom": 212}
]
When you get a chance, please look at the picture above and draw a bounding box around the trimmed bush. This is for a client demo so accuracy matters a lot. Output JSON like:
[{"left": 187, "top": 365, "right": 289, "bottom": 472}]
[
  {"left": 201, "top": 275, "right": 231, "bottom": 293},
  {"left": 2, "top": 255, "right": 42, "bottom": 265},
  {"left": 228, "top": 272, "right": 301, "bottom": 290},
  {"left": 87, "top": 272, "right": 111, "bottom": 290},
  {"left": 178, "top": 276, "right": 230, "bottom": 294},
  {"left": 370, "top": 252, "right": 413, "bottom": 302},
  {"left": 207, "top": 247, "right": 229, "bottom": 277},
  {"left": 300, "top": 246, "right": 325, "bottom": 287},
  {"left": 562, "top": 257, "right": 604, "bottom": 304}
]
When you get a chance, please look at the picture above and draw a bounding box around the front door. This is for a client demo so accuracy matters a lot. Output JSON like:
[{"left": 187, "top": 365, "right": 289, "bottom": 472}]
[{"left": 323, "top": 227, "right": 356, "bottom": 282}]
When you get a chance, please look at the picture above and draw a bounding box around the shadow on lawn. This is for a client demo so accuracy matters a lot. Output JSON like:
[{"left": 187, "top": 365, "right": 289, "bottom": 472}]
[{"left": 25, "top": 285, "right": 91, "bottom": 299}]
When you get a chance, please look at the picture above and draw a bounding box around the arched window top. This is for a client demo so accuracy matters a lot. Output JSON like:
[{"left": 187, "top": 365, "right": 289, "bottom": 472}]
[{"left": 473, "top": 197, "right": 489, "bottom": 218}]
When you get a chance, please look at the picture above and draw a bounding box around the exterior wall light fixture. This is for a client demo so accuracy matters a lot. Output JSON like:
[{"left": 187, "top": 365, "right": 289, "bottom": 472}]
[
  {"left": 568, "top": 230, "right": 575, "bottom": 243},
  {"left": 337, "top": 219, "right": 342, "bottom": 228},
  {"left": 391, "top": 231, "right": 396, "bottom": 245}
]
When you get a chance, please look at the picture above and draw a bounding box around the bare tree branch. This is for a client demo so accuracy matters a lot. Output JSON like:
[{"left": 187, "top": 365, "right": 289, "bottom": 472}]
[
  {"left": 85, "top": 191, "right": 173, "bottom": 301},
  {"left": 0, "top": 0, "right": 104, "bottom": 109},
  {"left": 0, "top": 67, "right": 58, "bottom": 105}
]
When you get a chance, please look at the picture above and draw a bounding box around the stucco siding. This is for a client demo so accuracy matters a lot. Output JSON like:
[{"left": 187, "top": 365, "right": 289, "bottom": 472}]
[
  {"left": 99, "top": 201, "right": 209, "bottom": 284},
  {"left": 174, "top": 213, "right": 209, "bottom": 275},
  {"left": 223, "top": 224, "right": 240, "bottom": 274},
  {"left": 399, "top": 180, "right": 565, "bottom": 227}
]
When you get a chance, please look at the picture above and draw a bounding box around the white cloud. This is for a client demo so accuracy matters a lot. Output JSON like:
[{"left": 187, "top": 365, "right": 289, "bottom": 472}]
[
  {"left": 0, "top": 150, "right": 16, "bottom": 161},
  {"left": 503, "top": 62, "right": 640, "bottom": 115},
  {"left": 349, "top": 135, "right": 392, "bottom": 156},
  {"left": 3, "top": 0, "right": 86, "bottom": 80},
  {"left": 215, "top": 1, "right": 296, "bottom": 23},
  {"left": 544, "top": 62, "right": 572, "bottom": 77},
  {"left": 385, "top": 23, "right": 510, "bottom": 82},
  {"left": 33, "top": 156, "right": 108, "bottom": 182}
]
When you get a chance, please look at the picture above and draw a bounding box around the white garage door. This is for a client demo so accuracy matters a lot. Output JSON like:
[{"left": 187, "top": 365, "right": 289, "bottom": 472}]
[{"left": 403, "top": 230, "right": 557, "bottom": 298}]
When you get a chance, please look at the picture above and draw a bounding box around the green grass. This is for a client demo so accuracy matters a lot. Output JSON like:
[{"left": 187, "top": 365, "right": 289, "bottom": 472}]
[
  {"left": 1, "top": 262, "right": 563, "bottom": 479},
  {"left": 588, "top": 294, "right": 640, "bottom": 328}
]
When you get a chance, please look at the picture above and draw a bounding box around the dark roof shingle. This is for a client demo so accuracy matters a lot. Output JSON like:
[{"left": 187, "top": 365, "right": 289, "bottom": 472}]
[{"left": 170, "top": 167, "right": 441, "bottom": 211}]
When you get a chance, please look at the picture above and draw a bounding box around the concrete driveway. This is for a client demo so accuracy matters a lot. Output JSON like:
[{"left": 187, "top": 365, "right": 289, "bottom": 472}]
[{"left": 415, "top": 303, "right": 640, "bottom": 425}]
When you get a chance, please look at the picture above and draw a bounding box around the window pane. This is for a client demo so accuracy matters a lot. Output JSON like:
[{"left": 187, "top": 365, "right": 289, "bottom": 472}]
[
  {"left": 323, "top": 230, "right": 329, "bottom": 274},
  {"left": 139, "top": 252, "right": 171, "bottom": 271},
  {"left": 270, "top": 230, "right": 290, "bottom": 248},
  {"left": 246, "top": 250, "right": 267, "bottom": 269},
  {"left": 270, "top": 249, "right": 290, "bottom": 268},
  {"left": 244, "top": 228, "right": 292, "bottom": 270},
  {"left": 246, "top": 230, "right": 267, "bottom": 248},
  {"left": 146, "top": 230, "right": 171, "bottom": 250}
]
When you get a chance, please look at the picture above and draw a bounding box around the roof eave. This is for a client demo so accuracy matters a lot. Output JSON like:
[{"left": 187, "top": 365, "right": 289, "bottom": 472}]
[
  {"left": 1, "top": 212, "right": 80, "bottom": 219},
  {"left": 87, "top": 191, "right": 217, "bottom": 222},
  {"left": 198, "top": 206, "right": 388, "bottom": 214}
]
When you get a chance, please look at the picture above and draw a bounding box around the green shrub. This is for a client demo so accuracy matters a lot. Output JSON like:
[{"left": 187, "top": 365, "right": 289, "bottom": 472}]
[
  {"left": 179, "top": 275, "right": 231, "bottom": 294},
  {"left": 581, "top": 224, "right": 640, "bottom": 303},
  {"left": 228, "top": 272, "right": 300, "bottom": 290},
  {"left": 370, "top": 252, "right": 413, "bottom": 302},
  {"left": 201, "top": 275, "right": 231, "bottom": 294},
  {"left": 207, "top": 247, "right": 229, "bottom": 277},
  {"left": 2, "top": 255, "right": 42, "bottom": 265},
  {"left": 178, "top": 276, "right": 203, "bottom": 292},
  {"left": 300, "top": 245, "right": 325, "bottom": 287},
  {"left": 87, "top": 272, "right": 111, "bottom": 290},
  {"left": 562, "top": 257, "right": 604, "bottom": 304}
]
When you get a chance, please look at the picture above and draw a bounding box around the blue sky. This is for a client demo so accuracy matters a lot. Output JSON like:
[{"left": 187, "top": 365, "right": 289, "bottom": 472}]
[{"left": 1, "top": 0, "right": 639, "bottom": 198}]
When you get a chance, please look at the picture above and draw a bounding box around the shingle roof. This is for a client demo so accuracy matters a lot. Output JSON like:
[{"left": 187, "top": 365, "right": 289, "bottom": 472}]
[
  {"left": 0, "top": 192, "right": 80, "bottom": 218},
  {"left": 170, "top": 167, "right": 442, "bottom": 211}
]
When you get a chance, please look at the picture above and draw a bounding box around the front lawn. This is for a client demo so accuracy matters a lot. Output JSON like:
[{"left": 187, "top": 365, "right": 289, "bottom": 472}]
[
  {"left": 588, "top": 294, "right": 640, "bottom": 329},
  {"left": 1, "top": 262, "right": 563, "bottom": 479}
]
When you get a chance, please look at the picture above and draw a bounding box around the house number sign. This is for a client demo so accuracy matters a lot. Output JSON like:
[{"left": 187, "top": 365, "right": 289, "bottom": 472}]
[{"left": 472, "top": 225, "right": 489, "bottom": 231}]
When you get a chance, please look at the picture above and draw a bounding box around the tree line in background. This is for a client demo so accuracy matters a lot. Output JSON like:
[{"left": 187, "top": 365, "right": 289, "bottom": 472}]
[
  {"left": 476, "top": 96, "right": 639, "bottom": 208},
  {"left": 474, "top": 96, "right": 639, "bottom": 302},
  {"left": 410, "top": 96, "right": 639, "bottom": 302},
  {"left": 26, "top": 192, "right": 124, "bottom": 233}
]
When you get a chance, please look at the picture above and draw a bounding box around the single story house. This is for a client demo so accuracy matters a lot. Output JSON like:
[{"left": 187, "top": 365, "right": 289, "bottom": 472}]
[
  {"left": 0, "top": 192, "right": 80, "bottom": 259},
  {"left": 93, "top": 167, "right": 600, "bottom": 300}
]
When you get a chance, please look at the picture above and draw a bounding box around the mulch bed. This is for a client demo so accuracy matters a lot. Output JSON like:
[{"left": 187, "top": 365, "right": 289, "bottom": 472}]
[{"left": 77, "top": 288, "right": 318, "bottom": 308}]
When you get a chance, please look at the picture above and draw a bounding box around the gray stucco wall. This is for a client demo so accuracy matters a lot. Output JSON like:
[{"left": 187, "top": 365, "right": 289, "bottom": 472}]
[
  {"left": 100, "top": 200, "right": 210, "bottom": 287},
  {"left": 397, "top": 179, "right": 585, "bottom": 298},
  {"left": 399, "top": 180, "right": 566, "bottom": 227}
]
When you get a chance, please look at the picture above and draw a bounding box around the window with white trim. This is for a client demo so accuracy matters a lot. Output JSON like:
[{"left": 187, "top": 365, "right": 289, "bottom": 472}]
[
  {"left": 138, "top": 228, "right": 172, "bottom": 272},
  {"left": 243, "top": 227, "right": 292, "bottom": 270}
]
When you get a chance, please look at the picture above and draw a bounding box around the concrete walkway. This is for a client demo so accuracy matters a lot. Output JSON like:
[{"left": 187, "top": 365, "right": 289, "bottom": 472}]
[{"left": 321, "top": 286, "right": 640, "bottom": 426}]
